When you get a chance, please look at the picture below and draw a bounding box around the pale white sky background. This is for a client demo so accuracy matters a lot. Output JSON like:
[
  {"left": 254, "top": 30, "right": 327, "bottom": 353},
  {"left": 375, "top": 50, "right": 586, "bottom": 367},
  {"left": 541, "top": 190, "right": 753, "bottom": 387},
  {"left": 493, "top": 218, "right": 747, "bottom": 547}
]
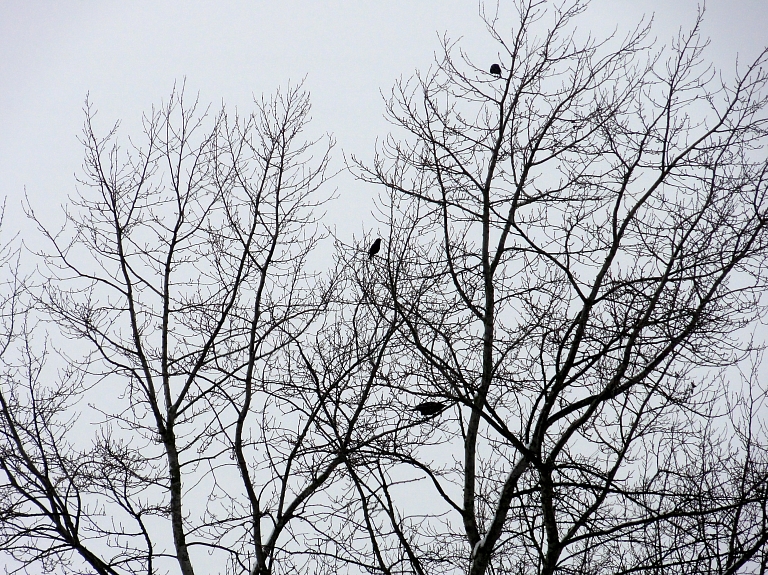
[
  {"left": 0, "top": 3, "right": 766, "bottom": 571},
  {"left": 0, "top": 1, "right": 766, "bottom": 243}
]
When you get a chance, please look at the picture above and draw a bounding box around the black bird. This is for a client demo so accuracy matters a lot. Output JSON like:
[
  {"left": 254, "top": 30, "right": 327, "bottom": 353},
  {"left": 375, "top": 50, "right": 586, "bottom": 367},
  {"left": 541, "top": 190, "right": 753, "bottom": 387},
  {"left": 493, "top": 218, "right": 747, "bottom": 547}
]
[
  {"left": 413, "top": 401, "right": 447, "bottom": 417},
  {"left": 490, "top": 63, "right": 502, "bottom": 77},
  {"left": 368, "top": 238, "right": 382, "bottom": 259}
]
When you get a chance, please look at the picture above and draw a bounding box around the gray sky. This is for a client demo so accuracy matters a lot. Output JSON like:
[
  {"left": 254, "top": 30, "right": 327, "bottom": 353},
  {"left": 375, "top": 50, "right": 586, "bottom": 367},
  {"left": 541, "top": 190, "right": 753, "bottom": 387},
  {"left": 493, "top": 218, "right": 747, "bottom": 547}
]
[
  {"left": 1, "top": 0, "right": 767, "bottom": 240},
  {"left": 0, "top": 4, "right": 765, "bottom": 572}
]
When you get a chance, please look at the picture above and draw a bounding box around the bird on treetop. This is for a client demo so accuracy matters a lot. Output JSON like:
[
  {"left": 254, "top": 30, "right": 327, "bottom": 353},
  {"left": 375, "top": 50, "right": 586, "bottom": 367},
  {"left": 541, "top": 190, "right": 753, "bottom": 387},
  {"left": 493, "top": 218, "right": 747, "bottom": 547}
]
[
  {"left": 490, "top": 63, "right": 502, "bottom": 77},
  {"left": 413, "top": 401, "right": 447, "bottom": 416},
  {"left": 368, "top": 238, "right": 382, "bottom": 259}
]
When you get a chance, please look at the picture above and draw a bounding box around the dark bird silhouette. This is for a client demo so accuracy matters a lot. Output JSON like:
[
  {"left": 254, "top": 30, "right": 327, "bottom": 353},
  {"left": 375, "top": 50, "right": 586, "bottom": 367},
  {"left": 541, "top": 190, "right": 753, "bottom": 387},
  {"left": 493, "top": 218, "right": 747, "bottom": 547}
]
[
  {"left": 413, "top": 401, "right": 447, "bottom": 416},
  {"left": 490, "top": 63, "right": 502, "bottom": 77},
  {"left": 368, "top": 237, "right": 382, "bottom": 259}
]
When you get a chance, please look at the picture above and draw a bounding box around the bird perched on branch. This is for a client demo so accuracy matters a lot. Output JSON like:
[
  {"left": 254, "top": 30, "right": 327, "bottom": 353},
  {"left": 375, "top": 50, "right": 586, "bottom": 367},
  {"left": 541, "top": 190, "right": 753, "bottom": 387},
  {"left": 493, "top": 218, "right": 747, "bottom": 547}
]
[
  {"left": 490, "top": 63, "right": 502, "bottom": 77},
  {"left": 368, "top": 237, "right": 382, "bottom": 259},
  {"left": 413, "top": 401, "right": 447, "bottom": 416}
]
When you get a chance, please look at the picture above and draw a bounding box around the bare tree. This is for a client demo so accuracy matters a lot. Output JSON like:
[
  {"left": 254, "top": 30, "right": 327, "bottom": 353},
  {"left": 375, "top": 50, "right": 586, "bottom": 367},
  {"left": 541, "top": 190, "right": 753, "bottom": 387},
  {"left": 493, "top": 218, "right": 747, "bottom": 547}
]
[
  {"left": 345, "top": 1, "right": 768, "bottom": 574},
  {"left": 0, "top": 84, "right": 401, "bottom": 575},
  {"left": 3, "top": 2, "right": 768, "bottom": 575}
]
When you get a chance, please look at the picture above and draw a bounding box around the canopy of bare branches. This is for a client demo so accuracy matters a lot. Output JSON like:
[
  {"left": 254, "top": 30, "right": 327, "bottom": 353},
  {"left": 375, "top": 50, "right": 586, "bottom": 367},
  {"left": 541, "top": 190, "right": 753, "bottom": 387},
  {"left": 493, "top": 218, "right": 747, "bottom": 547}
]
[{"left": 2, "top": 2, "right": 768, "bottom": 575}]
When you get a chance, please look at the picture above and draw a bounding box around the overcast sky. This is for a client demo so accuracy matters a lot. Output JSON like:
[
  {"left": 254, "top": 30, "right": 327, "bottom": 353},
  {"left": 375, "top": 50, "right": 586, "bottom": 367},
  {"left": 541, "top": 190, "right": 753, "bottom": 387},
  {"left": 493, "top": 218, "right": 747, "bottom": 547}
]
[
  {"left": 1, "top": 1, "right": 767, "bottom": 242},
  {"left": 0, "top": 5, "right": 765, "bottom": 572}
]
